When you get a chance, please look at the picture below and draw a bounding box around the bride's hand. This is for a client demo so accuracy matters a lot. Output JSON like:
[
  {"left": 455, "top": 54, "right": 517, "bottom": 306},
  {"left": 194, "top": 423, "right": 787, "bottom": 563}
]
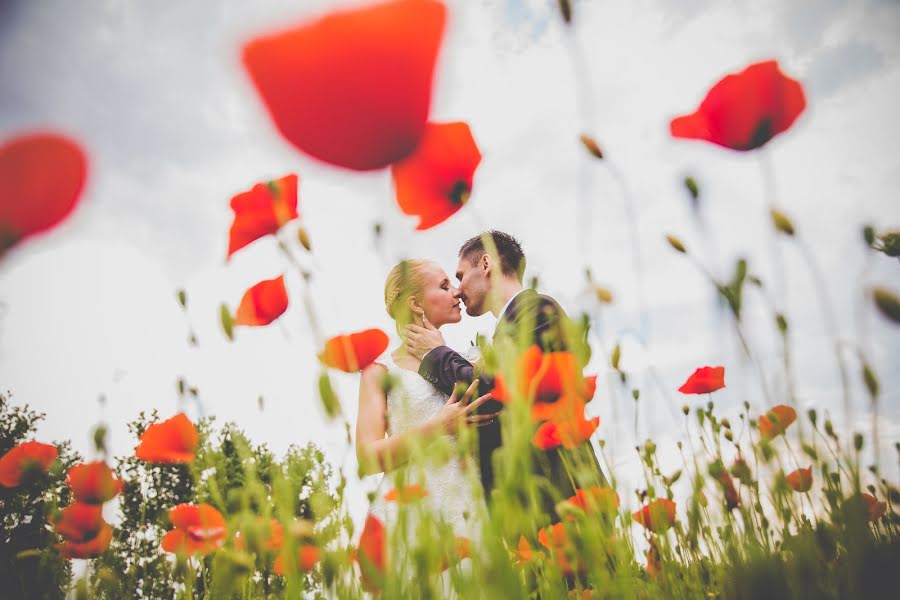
[
  {"left": 435, "top": 379, "right": 495, "bottom": 434},
  {"left": 405, "top": 317, "right": 446, "bottom": 360}
]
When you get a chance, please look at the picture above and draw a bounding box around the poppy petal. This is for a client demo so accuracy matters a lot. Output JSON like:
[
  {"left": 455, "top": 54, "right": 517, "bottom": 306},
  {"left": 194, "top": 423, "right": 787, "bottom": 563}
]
[
  {"left": 632, "top": 498, "right": 677, "bottom": 533},
  {"left": 227, "top": 174, "right": 299, "bottom": 258},
  {"left": 56, "top": 522, "right": 112, "bottom": 559},
  {"left": 67, "top": 461, "right": 123, "bottom": 504},
  {"left": 0, "top": 133, "right": 88, "bottom": 255},
  {"left": 135, "top": 413, "right": 199, "bottom": 463},
  {"left": 0, "top": 441, "right": 58, "bottom": 487},
  {"left": 357, "top": 515, "right": 386, "bottom": 593},
  {"left": 758, "top": 404, "right": 797, "bottom": 440},
  {"left": 785, "top": 466, "right": 813, "bottom": 493},
  {"left": 242, "top": 0, "right": 447, "bottom": 170},
  {"left": 234, "top": 275, "right": 289, "bottom": 326},
  {"left": 53, "top": 502, "right": 104, "bottom": 542},
  {"left": 319, "top": 329, "right": 389, "bottom": 372},
  {"left": 678, "top": 366, "right": 726, "bottom": 395}
]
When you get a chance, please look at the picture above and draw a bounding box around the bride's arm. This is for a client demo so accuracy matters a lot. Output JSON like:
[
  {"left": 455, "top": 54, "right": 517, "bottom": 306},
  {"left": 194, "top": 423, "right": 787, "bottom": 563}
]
[{"left": 355, "top": 366, "right": 490, "bottom": 476}]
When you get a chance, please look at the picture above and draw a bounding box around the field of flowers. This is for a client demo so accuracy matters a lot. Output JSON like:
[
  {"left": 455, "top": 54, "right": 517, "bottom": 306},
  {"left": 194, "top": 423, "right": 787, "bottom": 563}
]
[{"left": 1, "top": 0, "right": 898, "bottom": 598}]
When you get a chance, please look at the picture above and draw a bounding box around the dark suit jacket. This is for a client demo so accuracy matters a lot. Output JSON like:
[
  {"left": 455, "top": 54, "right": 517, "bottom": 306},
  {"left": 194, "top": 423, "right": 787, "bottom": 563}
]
[{"left": 418, "top": 288, "right": 606, "bottom": 516}]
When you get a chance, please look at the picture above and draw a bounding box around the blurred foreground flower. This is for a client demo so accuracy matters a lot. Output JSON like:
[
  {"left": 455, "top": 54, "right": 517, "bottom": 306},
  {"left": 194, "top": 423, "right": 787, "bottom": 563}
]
[
  {"left": 391, "top": 121, "right": 481, "bottom": 230},
  {"left": 67, "top": 461, "right": 123, "bottom": 504},
  {"left": 533, "top": 415, "right": 599, "bottom": 450},
  {"left": 633, "top": 498, "right": 677, "bottom": 533},
  {"left": 0, "top": 440, "right": 58, "bottom": 487},
  {"left": 786, "top": 467, "right": 813, "bottom": 492},
  {"left": 758, "top": 405, "right": 797, "bottom": 440},
  {"left": 384, "top": 484, "right": 429, "bottom": 503},
  {"left": 565, "top": 486, "right": 620, "bottom": 516},
  {"left": 356, "top": 515, "right": 386, "bottom": 594},
  {"left": 860, "top": 493, "right": 887, "bottom": 522},
  {"left": 56, "top": 522, "right": 112, "bottom": 559},
  {"left": 242, "top": 0, "right": 447, "bottom": 170},
  {"left": 0, "top": 133, "right": 87, "bottom": 257},
  {"left": 162, "top": 503, "right": 226, "bottom": 556},
  {"left": 678, "top": 366, "right": 725, "bottom": 394},
  {"left": 670, "top": 60, "right": 805, "bottom": 151},
  {"left": 274, "top": 545, "right": 320, "bottom": 575},
  {"left": 52, "top": 503, "right": 103, "bottom": 542},
  {"left": 319, "top": 329, "right": 389, "bottom": 372},
  {"left": 135, "top": 413, "right": 199, "bottom": 463},
  {"left": 233, "top": 275, "right": 289, "bottom": 327},
  {"left": 227, "top": 174, "right": 298, "bottom": 258}
]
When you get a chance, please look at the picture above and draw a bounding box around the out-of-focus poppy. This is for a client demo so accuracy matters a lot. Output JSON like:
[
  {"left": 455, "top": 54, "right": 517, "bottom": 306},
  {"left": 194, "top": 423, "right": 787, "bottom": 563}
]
[
  {"left": 356, "top": 515, "right": 386, "bottom": 594},
  {"left": 718, "top": 471, "right": 740, "bottom": 510},
  {"left": 235, "top": 518, "right": 285, "bottom": 553},
  {"left": 274, "top": 545, "right": 320, "bottom": 575},
  {"left": 670, "top": 60, "right": 806, "bottom": 151},
  {"left": 566, "top": 486, "right": 620, "bottom": 516},
  {"left": 860, "top": 493, "right": 887, "bottom": 522},
  {"left": 436, "top": 536, "right": 472, "bottom": 571},
  {"left": 513, "top": 535, "right": 545, "bottom": 567},
  {"left": 532, "top": 415, "right": 599, "bottom": 450},
  {"left": 135, "top": 413, "right": 198, "bottom": 463},
  {"left": 234, "top": 275, "right": 289, "bottom": 327},
  {"left": 67, "top": 461, "right": 123, "bottom": 504},
  {"left": 492, "top": 346, "right": 596, "bottom": 422},
  {"left": 242, "top": 0, "right": 447, "bottom": 171},
  {"left": 0, "top": 133, "right": 87, "bottom": 256},
  {"left": 384, "top": 484, "right": 428, "bottom": 503},
  {"left": 632, "top": 499, "right": 677, "bottom": 533},
  {"left": 52, "top": 502, "right": 104, "bottom": 542},
  {"left": 56, "top": 521, "right": 112, "bottom": 559},
  {"left": 0, "top": 440, "right": 58, "bottom": 487},
  {"left": 677, "top": 366, "right": 725, "bottom": 395},
  {"left": 646, "top": 538, "right": 661, "bottom": 577},
  {"left": 227, "top": 174, "right": 298, "bottom": 258},
  {"left": 758, "top": 405, "right": 797, "bottom": 440},
  {"left": 162, "top": 503, "right": 226, "bottom": 556},
  {"left": 538, "top": 522, "right": 576, "bottom": 575},
  {"left": 391, "top": 121, "right": 481, "bottom": 230},
  {"left": 319, "top": 329, "right": 389, "bottom": 372},
  {"left": 785, "top": 467, "right": 813, "bottom": 493}
]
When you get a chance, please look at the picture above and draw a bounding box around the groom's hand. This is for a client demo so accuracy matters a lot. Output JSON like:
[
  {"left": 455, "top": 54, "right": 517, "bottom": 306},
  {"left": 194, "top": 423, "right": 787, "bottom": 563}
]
[{"left": 405, "top": 317, "right": 445, "bottom": 361}]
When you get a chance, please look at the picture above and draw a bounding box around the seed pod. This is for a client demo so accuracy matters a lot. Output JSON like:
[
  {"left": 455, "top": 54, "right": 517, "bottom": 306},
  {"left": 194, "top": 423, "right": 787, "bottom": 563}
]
[
  {"left": 684, "top": 176, "right": 699, "bottom": 200},
  {"left": 297, "top": 225, "right": 312, "bottom": 251},
  {"left": 579, "top": 133, "right": 603, "bottom": 159},
  {"left": 873, "top": 287, "right": 900, "bottom": 324},
  {"left": 666, "top": 234, "right": 687, "bottom": 253},
  {"left": 770, "top": 208, "right": 795, "bottom": 236}
]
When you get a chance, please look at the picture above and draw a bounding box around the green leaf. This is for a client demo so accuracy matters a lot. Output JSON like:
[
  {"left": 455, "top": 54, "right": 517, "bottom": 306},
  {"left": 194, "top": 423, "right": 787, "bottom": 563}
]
[{"left": 318, "top": 372, "right": 342, "bottom": 418}]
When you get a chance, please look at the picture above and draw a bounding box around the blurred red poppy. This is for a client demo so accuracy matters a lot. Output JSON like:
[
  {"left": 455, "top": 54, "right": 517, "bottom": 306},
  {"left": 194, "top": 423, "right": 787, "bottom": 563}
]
[
  {"left": 632, "top": 498, "right": 677, "bottom": 533},
  {"left": 56, "top": 522, "right": 112, "bottom": 559},
  {"left": 235, "top": 517, "right": 285, "bottom": 553},
  {"left": 646, "top": 538, "right": 661, "bottom": 577},
  {"left": 384, "top": 484, "right": 428, "bottom": 503},
  {"left": 677, "top": 366, "right": 725, "bottom": 394},
  {"left": 391, "top": 121, "right": 481, "bottom": 230},
  {"left": 356, "top": 515, "right": 386, "bottom": 593},
  {"left": 718, "top": 471, "right": 740, "bottom": 510},
  {"left": 162, "top": 503, "right": 226, "bottom": 556},
  {"left": 67, "top": 461, "right": 123, "bottom": 504},
  {"left": 566, "top": 486, "right": 620, "bottom": 516},
  {"left": 0, "top": 133, "right": 87, "bottom": 256},
  {"left": 234, "top": 275, "right": 289, "bottom": 327},
  {"left": 538, "top": 522, "right": 576, "bottom": 575},
  {"left": 670, "top": 60, "right": 806, "bottom": 151},
  {"left": 0, "top": 440, "right": 58, "bottom": 487},
  {"left": 53, "top": 502, "right": 104, "bottom": 542},
  {"left": 242, "top": 0, "right": 447, "bottom": 171},
  {"left": 860, "top": 493, "right": 887, "bottom": 522},
  {"left": 758, "top": 405, "right": 797, "bottom": 440},
  {"left": 227, "top": 174, "right": 298, "bottom": 258},
  {"left": 319, "top": 329, "right": 389, "bottom": 372},
  {"left": 785, "top": 467, "right": 813, "bottom": 493},
  {"left": 274, "top": 545, "right": 320, "bottom": 575},
  {"left": 135, "top": 413, "right": 199, "bottom": 463},
  {"left": 533, "top": 415, "right": 599, "bottom": 450},
  {"left": 513, "top": 535, "right": 545, "bottom": 567}
]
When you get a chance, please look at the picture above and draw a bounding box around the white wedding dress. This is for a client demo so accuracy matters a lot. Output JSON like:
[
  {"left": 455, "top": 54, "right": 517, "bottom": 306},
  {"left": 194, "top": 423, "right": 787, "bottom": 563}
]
[{"left": 366, "top": 350, "right": 484, "bottom": 541}]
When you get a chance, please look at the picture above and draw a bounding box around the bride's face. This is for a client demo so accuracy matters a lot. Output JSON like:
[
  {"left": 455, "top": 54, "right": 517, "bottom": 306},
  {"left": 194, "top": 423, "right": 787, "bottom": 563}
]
[{"left": 414, "top": 262, "right": 462, "bottom": 327}]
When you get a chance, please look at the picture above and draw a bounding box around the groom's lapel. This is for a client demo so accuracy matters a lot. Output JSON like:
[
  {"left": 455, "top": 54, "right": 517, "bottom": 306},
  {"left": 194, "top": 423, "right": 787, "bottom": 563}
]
[{"left": 493, "top": 288, "right": 536, "bottom": 341}]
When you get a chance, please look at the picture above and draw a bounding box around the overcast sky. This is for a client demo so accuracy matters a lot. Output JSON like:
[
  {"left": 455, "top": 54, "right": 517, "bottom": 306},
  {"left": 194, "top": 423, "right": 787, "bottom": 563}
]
[{"left": 1, "top": 0, "right": 898, "bottom": 526}]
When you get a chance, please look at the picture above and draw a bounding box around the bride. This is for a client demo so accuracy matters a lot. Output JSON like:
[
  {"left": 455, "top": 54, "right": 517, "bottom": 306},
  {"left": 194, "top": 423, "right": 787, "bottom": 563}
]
[{"left": 354, "top": 259, "right": 492, "bottom": 579}]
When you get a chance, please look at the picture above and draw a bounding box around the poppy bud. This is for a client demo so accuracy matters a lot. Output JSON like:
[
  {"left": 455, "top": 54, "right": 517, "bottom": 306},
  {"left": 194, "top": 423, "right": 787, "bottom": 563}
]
[
  {"left": 318, "top": 373, "right": 341, "bottom": 418},
  {"left": 579, "top": 134, "right": 603, "bottom": 159},
  {"left": 557, "top": 0, "right": 573, "bottom": 24},
  {"left": 220, "top": 304, "right": 234, "bottom": 341},
  {"left": 684, "top": 176, "right": 699, "bottom": 200},
  {"left": 807, "top": 408, "right": 817, "bottom": 426},
  {"left": 93, "top": 425, "right": 107, "bottom": 455},
  {"left": 682, "top": 404, "right": 689, "bottom": 415},
  {"left": 593, "top": 285, "right": 614, "bottom": 303},
  {"left": 721, "top": 418, "right": 731, "bottom": 429},
  {"left": 776, "top": 313, "right": 788, "bottom": 335},
  {"left": 876, "top": 231, "right": 900, "bottom": 256},
  {"left": 297, "top": 226, "right": 312, "bottom": 251},
  {"left": 854, "top": 433, "right": 864, "bottom": 451},
  {"left": 802, "top": 443, "right": 817, "bottom": 460},
  {"left": 177, "top": 289, "right": 187, "bottom": 308},
  {"left": 770, "top": 208, "right": 795, "bottom": 236},
  {"left": 862, "top": 225, "right": 876, "bottom": 246},
  {"left": 873, "top": 287, "right": 900, "bottom": 324},
  {"left": 862, "top": 362, "right": 879, "bottom": 399},
  {"left": 665, "top": 235, "right": 687, "bottom": 253},
  {"left": 824, "top": 420, "right": 835, "bottom": 438},
  {"left": 724, "top": 430, "right": 733, "bottom": 442},
  {"left": 610, "top": 344, "right": 621, "bottom": 370}
]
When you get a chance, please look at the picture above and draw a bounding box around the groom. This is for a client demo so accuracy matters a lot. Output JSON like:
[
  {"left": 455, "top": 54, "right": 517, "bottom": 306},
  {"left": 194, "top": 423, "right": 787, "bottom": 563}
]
[{"left": 405, "top": 230, "right": 606, "bottom": 517}]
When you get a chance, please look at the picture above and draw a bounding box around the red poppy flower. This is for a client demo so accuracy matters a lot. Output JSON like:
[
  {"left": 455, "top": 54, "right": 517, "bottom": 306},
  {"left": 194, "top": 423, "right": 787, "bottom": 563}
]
[
  {"left": 53, "top": 502, "right": 104, "bottom": 542},
  {"left": 533, "top": 415, "right": 599, "bottom": 450},
  {"left": 566, "top": 486, "right": 620, "bottom": 516},
  {"left": 677, "top": 366, "right": 725, "bottom": 394},
  {"left": 492, "top": 346, "right": 597, "bottom": 422},
  {"left": 235, "top": 517, "right": 285, "bottom": 553},
  {"left": 242, "top": 0, "right": 447, "bottom": 171},
  {"left": 227, "top": 174, "right": 298, "bottom": 258},
  {"left": 785, "top": 467, "right": 813, "bottom": 493},
  {"left": 718, "top": 471, "right": 740, "bottom": 510},
  {"left": 319, "top": 328, "right": 389, "bottom": 372},
  {"left": 135, "top": 413, "right": 199, "bottom": 463},
  {"left": 435, "top": 536, "right": 472, "bottom": 572},
  {"left": 56, "top": 522, "right": 112, "bottom": 559},
  {"left": 234, "top": 275, "right": 289, "bottom": 327},
  {"left": 758, "top": 405, "right": 797, "bottom": 440},
  {"left": 162, "top": 503, "right": 226, "bottom": 556},
  {"left": 860, "top": 493, "right": 887, "bottom": 522},
  {"left": 632, "top": 498, "right": 677, "bottom": 533},
  {"left": 670, "top": 60, "right": 806, "bottom": 151},
  {"left": 0, "top": 132, "right": 88, "bottom": 256},
  {"left": 67, "top": 461, "right": 123, "bottom": 504},
  {"left": 646, "top": 538, "right": 661, "bottom": 577},
  {"left": 384, "top": 484, "right": 428, "bottom": 503},
  {"left": 538, "top": 522, "right": 576, "bottom": 575},
  {"left": 513, "top": 535, "right": 545, "bottom": 567},
  {"left": 356, "top": 515, "right": 386, "bottom": 593},
  {"left": 274, "top": 545, "right": 320, "bottom": 575},
  {"left": 0, "top": 440, "right": 58, "bottom": 487},
  {"left": 391, "top": 121, "right": 481, "bottom": 230}
]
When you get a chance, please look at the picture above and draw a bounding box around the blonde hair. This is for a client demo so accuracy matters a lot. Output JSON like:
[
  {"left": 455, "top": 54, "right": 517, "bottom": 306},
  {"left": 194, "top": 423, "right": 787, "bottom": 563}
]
[{"left": 384, "top": 259, "right": 432, "bottom": 329}]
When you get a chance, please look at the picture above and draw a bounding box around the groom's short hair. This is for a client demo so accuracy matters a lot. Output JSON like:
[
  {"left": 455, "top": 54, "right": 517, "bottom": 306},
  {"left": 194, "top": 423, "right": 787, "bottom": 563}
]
[{"left": 459, "top": 230, "right": 525, "bottom": 281}]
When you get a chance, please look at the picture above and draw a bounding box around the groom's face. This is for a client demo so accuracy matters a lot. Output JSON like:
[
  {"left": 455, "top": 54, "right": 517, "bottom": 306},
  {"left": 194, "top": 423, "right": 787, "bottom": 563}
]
[{"left": 455, "top": 254, "right": 490, "bottom": 316}]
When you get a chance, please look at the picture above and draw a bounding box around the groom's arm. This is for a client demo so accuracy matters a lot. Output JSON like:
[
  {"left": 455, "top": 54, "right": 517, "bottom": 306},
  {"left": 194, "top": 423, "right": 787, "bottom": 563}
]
[{"left": 417, "top": 346, "right": 476, "bottom": 396}]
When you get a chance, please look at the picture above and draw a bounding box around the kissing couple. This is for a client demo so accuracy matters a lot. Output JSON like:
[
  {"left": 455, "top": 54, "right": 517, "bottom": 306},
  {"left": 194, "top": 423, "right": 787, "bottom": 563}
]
[{"left": 355, "top": 230, "right": 606, "bottom": 558}]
